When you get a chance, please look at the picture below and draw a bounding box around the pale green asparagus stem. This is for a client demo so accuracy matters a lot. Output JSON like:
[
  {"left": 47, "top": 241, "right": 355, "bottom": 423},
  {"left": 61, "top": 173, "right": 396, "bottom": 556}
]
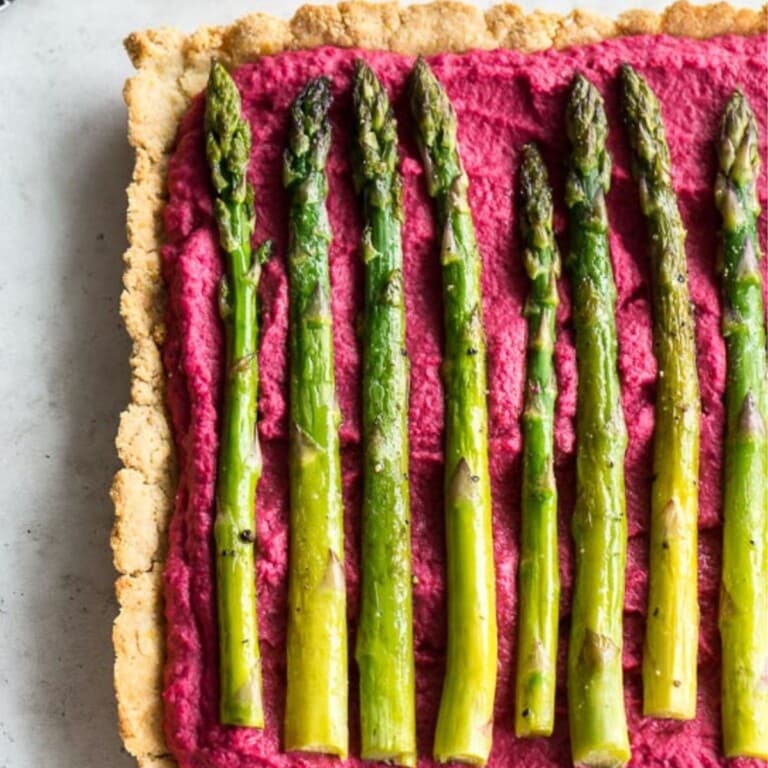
[
  {"left": 353, "top": 59, "right": 416, "bottom": 767},
  {"left": 565, "top": 73, "right": 631, "bottom": 768},
  {"left": 621, "top": 63, "right": 701, "bottom": 720},
  {"left": 715, "top": 89, "right": 768, "bottom": 760},
  {"left": 283, "top": 76, "right": 348, "bottom": 757},
  {"left": 515, "top": 143, "right": 560, "bottom": 739},
  {"left": 206, "top": 60, "right": 268, "bottom": 729},
  {"left": 410, "top": 56, "right": 497, "bottom": 766}
]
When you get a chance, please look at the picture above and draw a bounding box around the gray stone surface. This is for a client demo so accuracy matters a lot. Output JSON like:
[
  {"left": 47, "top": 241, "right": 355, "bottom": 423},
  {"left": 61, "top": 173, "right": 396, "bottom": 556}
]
[{"left": 0, "top": 1, "right": 762, "bottom": 767}]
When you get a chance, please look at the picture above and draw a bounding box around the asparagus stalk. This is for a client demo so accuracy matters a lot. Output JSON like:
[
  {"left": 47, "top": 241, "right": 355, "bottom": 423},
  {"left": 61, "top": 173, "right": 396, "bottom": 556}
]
[
  {"left": 410, "top": 57, "right": 497, "bottom": 766},
  {"left": 283, "top": 76, "right": 348, "bottom": 757},
  {"left": 565, "top": 74, "right": 631, "bottom": 767},
  {"left": 206, "top": 60, "right": 269, "bottom": 729},
  {"left": 352, "top": 60, "right": 416, "bottom": 767},
  {"left": 514, "top": 144, "right": 561, "bottom": 739},
  {"left": 715, "top": 90, "right": 768, "bottom": 760},
  {"left": 621, "top": 64, "right": 701, "bottom": 720}
]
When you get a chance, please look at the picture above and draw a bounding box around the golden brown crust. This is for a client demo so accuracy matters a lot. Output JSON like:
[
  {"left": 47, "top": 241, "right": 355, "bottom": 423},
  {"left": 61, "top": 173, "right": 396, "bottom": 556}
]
[{"left": 113, "top": 2, "right": 767, "bottom": 765}]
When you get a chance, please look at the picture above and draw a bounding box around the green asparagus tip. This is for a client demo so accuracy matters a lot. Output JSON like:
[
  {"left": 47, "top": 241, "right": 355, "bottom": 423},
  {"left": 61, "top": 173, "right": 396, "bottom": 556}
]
[
  {"left": 715, "top": 89, "right": 761, "bottom": 242},
  {"left": 620, "top": 58, "right": 693, "bottom": 291},
  {"left": 410, "top": 56, "right": 447, "bottom": 141},
  {"left": 565, "top": 73, "right": 610, "bottom": 182},
  {"left": 519, "top": 144, "right": 556, "bottom": 266},
  {"left": 519, "top": 144, "right": 548, "bottom": 209},
  {"left": 519, "top": 143, "right": 560, "bottom": 318},
  {"left": 353, "top": 59, "right": 398, "bottom": 187},
  {"left": 718, "top": 89, "right": 759, "bottom": 190},
  {"left": 620, "top": 63, "right": 655, "bottom": 128},
  {"left": 410, "top": 55, "right": 433, "bottom": 97},
  {"left": 284, "top": 76, "right": 333, "bottom": 189},
  {"left": 620, "top": 63, "right": 673, "bottom": 201},
  {"left": 205, "top": 59, "right": 251, "bottom": 205},
  {"left": 409, "top": 56, "right": 459, "bottom": 197},
  {"left": 564, "top": 73, "right": 610, "bottom": 219},
  {"left": 619, "top": 62, "right": 643, "bottom": 100}
]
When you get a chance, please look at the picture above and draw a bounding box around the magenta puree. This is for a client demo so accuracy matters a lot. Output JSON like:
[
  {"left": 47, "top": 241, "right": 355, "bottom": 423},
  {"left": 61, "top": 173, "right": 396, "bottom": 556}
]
[{"left": 161, "top": 35, "right": 768, "bottom": 768}]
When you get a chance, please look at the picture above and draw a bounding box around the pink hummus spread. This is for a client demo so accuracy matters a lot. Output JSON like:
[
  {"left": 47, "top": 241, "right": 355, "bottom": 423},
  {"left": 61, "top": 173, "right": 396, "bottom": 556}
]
[{"left": 161, "top": 35, "right": 768, "bottom": 768}]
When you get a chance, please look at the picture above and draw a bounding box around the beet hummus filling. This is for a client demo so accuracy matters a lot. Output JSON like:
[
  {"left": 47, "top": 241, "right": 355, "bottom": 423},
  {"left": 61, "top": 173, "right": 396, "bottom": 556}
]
[{"left": 161, "top": 35, "right": 768, "bottom": 768}]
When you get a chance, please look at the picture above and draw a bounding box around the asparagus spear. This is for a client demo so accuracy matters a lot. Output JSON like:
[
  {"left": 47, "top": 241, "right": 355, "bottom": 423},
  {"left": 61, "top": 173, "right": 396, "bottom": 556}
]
[
  {"left": 514, "top": 144, "right": 561, "bottom": 739},
  {"left": 352, "top": 60, "right": 417, "bottom": 767},
  {"left": 621, "top": 64, "right": 701, "bottom": 720},
  {"left": 715, "top": 90, "right": 768, "bottom": 760},
  {"left": 565, "top": 74, "right": 631, "bottom": 767},
  {"left": 283, "top": 76, "right": 348, "bottom": 757},
  {"left": 410, "top": 57, "right": 497, "bottom": 766},
  {"left": 206, "top": 60, "right": 269, "bottom": 729}
]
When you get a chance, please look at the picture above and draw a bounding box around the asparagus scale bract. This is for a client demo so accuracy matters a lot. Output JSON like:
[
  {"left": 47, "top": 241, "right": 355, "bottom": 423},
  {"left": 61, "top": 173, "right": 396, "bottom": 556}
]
[
  {"left": 515, "top": 144, "right": 561, "bottom": 739},
  {"left": 206, "top": 60, "right": 269, "bottom": 729},
  {"left": 352, "top": 60, "right": 417, "bottom": 768},
  {"left": 283, "top": 76, "right": 348, "bottom": 757},
  {"left": 565, "top": 74, "right": 631, "bottom": 768},
  {"left": 410, "top": 57, "right": 498, "bottom": 766},
  {"left": 715, "top": 90, "right": 768, "bottom": 760},
  {"left": 621, "top": 64, "right": 701, "bottom": 720}
]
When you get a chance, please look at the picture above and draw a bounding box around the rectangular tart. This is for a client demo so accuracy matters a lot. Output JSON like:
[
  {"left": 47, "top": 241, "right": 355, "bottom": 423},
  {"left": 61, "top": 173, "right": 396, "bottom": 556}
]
[{"left": 113, "top": 3, "right": 767, "bottom": 767}]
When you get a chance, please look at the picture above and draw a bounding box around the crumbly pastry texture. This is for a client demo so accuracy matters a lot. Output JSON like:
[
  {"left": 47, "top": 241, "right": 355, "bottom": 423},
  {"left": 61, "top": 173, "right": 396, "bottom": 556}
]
[{"left": 113, "top": 2, "right": 767, "bottom": 766}]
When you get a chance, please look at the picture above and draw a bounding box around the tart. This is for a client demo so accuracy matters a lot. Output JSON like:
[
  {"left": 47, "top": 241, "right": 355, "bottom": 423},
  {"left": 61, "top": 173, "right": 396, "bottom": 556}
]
[{"left": 113, "top": 3, "right": 768, "bottom": 766}]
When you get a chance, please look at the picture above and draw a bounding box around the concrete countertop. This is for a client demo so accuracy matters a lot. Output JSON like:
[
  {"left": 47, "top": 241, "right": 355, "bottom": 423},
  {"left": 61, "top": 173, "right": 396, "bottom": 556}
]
[{"left": 0, "top": 1, "right": 761, "bottom": 766}]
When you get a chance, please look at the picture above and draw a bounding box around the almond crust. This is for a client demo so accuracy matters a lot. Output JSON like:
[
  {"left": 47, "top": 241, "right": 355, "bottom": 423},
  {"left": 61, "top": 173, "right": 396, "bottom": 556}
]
[{"left": 113, "top": 2, "right": 767, "bottom": 766}]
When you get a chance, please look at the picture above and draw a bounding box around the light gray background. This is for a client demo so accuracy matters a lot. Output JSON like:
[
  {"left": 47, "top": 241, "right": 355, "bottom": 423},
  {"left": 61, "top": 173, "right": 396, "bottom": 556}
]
[{"left": 0, "top": 1, "right": 762, "bottom": 767}]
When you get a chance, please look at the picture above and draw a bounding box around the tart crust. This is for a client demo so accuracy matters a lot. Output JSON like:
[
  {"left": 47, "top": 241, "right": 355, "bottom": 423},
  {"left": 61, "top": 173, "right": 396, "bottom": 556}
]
[{"left": 113, "top": 2, "right": 767, "bottom": 766}]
